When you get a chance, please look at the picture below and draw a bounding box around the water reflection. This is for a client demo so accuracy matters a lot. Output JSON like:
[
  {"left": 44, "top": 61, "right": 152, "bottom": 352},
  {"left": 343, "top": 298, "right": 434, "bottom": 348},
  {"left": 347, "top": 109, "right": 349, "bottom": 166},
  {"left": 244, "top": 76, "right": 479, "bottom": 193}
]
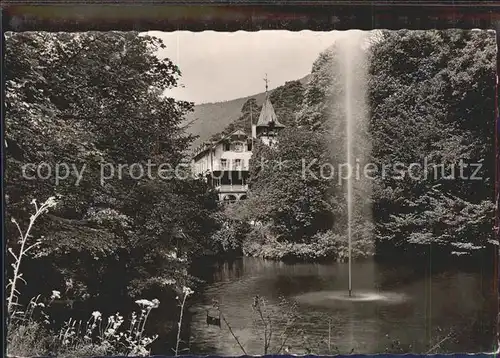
[{"left": 188, "top": 257, "right": 495, "bottom": 355}]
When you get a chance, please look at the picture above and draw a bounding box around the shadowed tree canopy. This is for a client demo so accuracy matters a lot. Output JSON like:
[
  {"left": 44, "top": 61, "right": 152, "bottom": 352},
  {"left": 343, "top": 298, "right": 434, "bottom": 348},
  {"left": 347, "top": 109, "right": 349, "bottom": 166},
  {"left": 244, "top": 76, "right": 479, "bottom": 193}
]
[
  {"left": 368, "top": 30, "right": 496, "bottom": 256},
  {"left": 5, "top": 31, "right": 219, "bottom": 301},
  {"left": 243, "top": 29, "right": 496, "bottom": 259}
]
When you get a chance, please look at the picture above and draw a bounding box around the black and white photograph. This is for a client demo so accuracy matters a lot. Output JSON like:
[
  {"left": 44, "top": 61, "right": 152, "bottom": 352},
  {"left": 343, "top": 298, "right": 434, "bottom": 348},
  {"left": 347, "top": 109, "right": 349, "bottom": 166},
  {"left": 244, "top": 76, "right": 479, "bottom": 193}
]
[{"left": 4, "top": 28, "right": 498, "bottom": 356}]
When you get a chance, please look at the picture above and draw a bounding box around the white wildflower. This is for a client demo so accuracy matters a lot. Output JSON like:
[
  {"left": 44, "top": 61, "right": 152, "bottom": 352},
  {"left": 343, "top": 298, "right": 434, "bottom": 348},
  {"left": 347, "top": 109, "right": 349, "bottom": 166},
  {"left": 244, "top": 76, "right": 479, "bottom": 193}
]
[
  {"left": 45, "top": 196, "right": 57, "bottom": 207},
  {"left": 163, "top": 278, "right": 176, "bottom": 285},
  {"left": 113, "top": 320, "right": 122, "bottom": 330},
  {"left": 133, "top": 346, "right": 149, "bottom": 356},
  {"left": 51, "top": 290, "right": 61, "bottom": 299},
  {"left": 92, "top": 311, "right": 101, "bottom": 319},
  {"left": 182, "top": 286, "right": 194, "bottom": 296},
  {"left": 151, "top": 298, "right": 160, "bottom": 308},
  {"left": 135, "top": 299, "right": 153, "bottom": 308}
]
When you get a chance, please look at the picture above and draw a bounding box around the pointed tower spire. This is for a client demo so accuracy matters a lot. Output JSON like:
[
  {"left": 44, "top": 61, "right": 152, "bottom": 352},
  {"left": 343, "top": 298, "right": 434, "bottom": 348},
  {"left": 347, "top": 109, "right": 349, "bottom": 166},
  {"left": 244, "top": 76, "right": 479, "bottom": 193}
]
[{"left": 256, "top": 74, "right": 284, "bottom": 129}]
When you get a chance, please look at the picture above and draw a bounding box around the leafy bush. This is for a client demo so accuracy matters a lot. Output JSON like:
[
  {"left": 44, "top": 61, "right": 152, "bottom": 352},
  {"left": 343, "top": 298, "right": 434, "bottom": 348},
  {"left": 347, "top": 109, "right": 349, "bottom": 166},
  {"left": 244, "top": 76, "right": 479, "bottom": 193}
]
[
  {"left": 5, "top": 32, "right": 220, "bottom": 306},
  {"left": 211, "top": 219, "right": 249, "bottom": 255},
  {"left": 243, "top": 225, "right": 374, "bottom": 262}
]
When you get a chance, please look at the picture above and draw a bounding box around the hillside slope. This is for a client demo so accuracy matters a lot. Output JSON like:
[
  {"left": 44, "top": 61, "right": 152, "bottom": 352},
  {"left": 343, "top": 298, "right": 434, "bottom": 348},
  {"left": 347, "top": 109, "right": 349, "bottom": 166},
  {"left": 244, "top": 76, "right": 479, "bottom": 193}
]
[{"left": 185, "top": 74, "right": 311, "bottom": 148}]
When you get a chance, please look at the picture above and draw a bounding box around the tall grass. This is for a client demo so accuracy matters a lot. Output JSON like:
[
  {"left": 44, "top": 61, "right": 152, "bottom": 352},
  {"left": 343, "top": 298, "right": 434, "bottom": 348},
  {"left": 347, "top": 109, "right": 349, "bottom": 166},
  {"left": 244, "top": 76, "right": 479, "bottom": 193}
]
[
  {"left": 7, "top": 197, "right": 57, "bottom": 315},
  {"left": 6, "top": 197, "right": 162, "bottom": 357}
]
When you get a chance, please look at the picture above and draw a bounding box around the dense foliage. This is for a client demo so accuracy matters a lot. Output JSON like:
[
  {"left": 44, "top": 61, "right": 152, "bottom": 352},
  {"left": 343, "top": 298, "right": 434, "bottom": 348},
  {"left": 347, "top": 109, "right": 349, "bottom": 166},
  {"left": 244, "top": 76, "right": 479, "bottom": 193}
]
[
  {"left": 227, "top": 30, "right": 496, "bottom": 261},
  {"left": 5, "top": 32, "right": 220, "bottom": 307},
  {"left": 6, "top": 29, "right": 496, "bottom": 357},
  {"left": 368, "top": 30, "right": 496, "bottom": 258}
]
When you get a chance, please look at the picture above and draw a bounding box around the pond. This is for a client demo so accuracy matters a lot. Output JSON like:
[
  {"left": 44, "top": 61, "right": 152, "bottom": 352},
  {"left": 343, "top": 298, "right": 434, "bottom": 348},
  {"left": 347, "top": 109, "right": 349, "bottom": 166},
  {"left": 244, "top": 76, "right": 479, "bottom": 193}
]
[{"left": 186, "top": 257, "right": 496, "bottom": 355}]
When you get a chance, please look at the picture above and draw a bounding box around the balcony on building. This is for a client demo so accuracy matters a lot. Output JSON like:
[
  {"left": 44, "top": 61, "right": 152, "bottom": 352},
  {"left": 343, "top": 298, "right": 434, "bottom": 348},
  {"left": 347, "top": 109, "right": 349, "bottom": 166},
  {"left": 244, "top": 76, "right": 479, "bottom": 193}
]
[{"left": 216, "top": 183, "right": 249, "bottom": 192}]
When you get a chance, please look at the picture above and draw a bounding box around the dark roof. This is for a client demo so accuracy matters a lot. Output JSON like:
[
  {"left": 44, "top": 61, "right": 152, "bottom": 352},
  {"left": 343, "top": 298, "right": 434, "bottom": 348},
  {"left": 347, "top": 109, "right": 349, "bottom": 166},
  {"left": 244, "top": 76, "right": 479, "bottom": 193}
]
[
  {"left": 256, "top": 96, "right": 285, "bottom": 128},
  {"left": 230, "top": 129, "right": 247, "bottom": 137},
  {"left": 192, "top": 128, "right": 255, "bottom": 160}
]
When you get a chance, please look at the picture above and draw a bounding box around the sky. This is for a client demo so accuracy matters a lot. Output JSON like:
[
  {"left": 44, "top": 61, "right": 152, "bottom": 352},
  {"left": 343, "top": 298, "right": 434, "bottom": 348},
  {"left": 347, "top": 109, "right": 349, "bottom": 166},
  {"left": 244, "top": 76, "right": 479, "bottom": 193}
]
[{"left": 150, "top": 30, "right": 350, "bottom": 104}]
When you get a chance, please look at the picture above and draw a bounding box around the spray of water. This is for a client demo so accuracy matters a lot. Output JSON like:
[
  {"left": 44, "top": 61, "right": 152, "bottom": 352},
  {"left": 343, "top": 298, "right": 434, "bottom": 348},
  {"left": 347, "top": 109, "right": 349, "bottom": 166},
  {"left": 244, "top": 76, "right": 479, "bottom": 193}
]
[
  {"left": 344, "top": 41, "right": 354, "bottom": 297},
  {"left": 293, "top": 32, "right": 384, "bottom": 307},
  {"left": 336, "top": 31, "right": 372, "bottom": 297},
  {"left": 294, "top": 290, "right": 408, "bottom": 305}
]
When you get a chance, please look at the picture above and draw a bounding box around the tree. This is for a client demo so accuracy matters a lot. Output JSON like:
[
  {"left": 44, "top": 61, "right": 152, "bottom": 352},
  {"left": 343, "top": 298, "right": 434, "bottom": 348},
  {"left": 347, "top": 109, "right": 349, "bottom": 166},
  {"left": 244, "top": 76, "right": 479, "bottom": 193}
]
[
  {"left": 241, "top": 98, "right": 259, "bottom": 117},
  {"left": 269, "top": 80, "right": 305, "bottom": 127},
  {"left": 246, "top": 128, "right": 335, "bottom": 241},
  {"left": 367, "top": 30, "right": 496, "bottom": 256},
  {"left": 211, "top": 80, "right": 306, "bottom": 142},
  {"left": 5, "top": 31, "right": 219, "bottom": 305}
]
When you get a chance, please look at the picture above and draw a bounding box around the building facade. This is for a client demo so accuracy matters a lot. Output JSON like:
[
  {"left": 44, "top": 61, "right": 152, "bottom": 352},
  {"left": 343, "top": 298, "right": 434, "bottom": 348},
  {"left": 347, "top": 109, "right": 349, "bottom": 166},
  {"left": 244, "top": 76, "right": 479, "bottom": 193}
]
[{"left": 191, "top": 89, "right": 285, "bottom": 202}]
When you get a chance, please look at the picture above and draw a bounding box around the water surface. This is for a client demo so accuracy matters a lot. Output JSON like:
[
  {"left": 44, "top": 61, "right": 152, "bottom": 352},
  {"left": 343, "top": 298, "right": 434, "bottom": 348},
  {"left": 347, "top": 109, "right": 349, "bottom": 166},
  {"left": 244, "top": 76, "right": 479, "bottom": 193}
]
[{"left": 188, "top": 257, "right": 495, "bottom": 355}]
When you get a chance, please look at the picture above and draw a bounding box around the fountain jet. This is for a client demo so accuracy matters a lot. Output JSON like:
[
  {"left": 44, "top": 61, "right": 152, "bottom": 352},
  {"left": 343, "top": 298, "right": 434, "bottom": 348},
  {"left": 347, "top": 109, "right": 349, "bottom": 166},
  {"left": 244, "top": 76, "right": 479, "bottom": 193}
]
[{"left": 335, "top": 31, "right": 371, "bottom": 298}]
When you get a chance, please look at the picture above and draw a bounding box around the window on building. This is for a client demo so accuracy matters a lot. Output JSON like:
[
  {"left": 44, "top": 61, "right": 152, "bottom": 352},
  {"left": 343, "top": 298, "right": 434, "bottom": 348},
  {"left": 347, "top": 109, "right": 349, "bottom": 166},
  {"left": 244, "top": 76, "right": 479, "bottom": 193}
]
[
  {"left": 247, "top": 141, "right": 252, "bottom": 151},
  {"left": 232, "top": 142, "right": 244, "bottom": 152},
  {"left": 234, "top": 159, "right": 242, "bottom": 168},
  {"left": 223, "top": 142, "right": 230, "bottom": 151},
  {"left": 220, "top": 159, "right": 228, "bottom": 169}
]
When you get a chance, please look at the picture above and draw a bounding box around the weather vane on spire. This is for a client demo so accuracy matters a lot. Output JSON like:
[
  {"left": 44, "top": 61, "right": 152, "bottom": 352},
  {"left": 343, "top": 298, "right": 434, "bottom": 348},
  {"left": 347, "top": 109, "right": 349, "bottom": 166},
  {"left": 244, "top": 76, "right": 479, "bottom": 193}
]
[{"left": 264, "top": 73, "right": 269, "bottom": 93}]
